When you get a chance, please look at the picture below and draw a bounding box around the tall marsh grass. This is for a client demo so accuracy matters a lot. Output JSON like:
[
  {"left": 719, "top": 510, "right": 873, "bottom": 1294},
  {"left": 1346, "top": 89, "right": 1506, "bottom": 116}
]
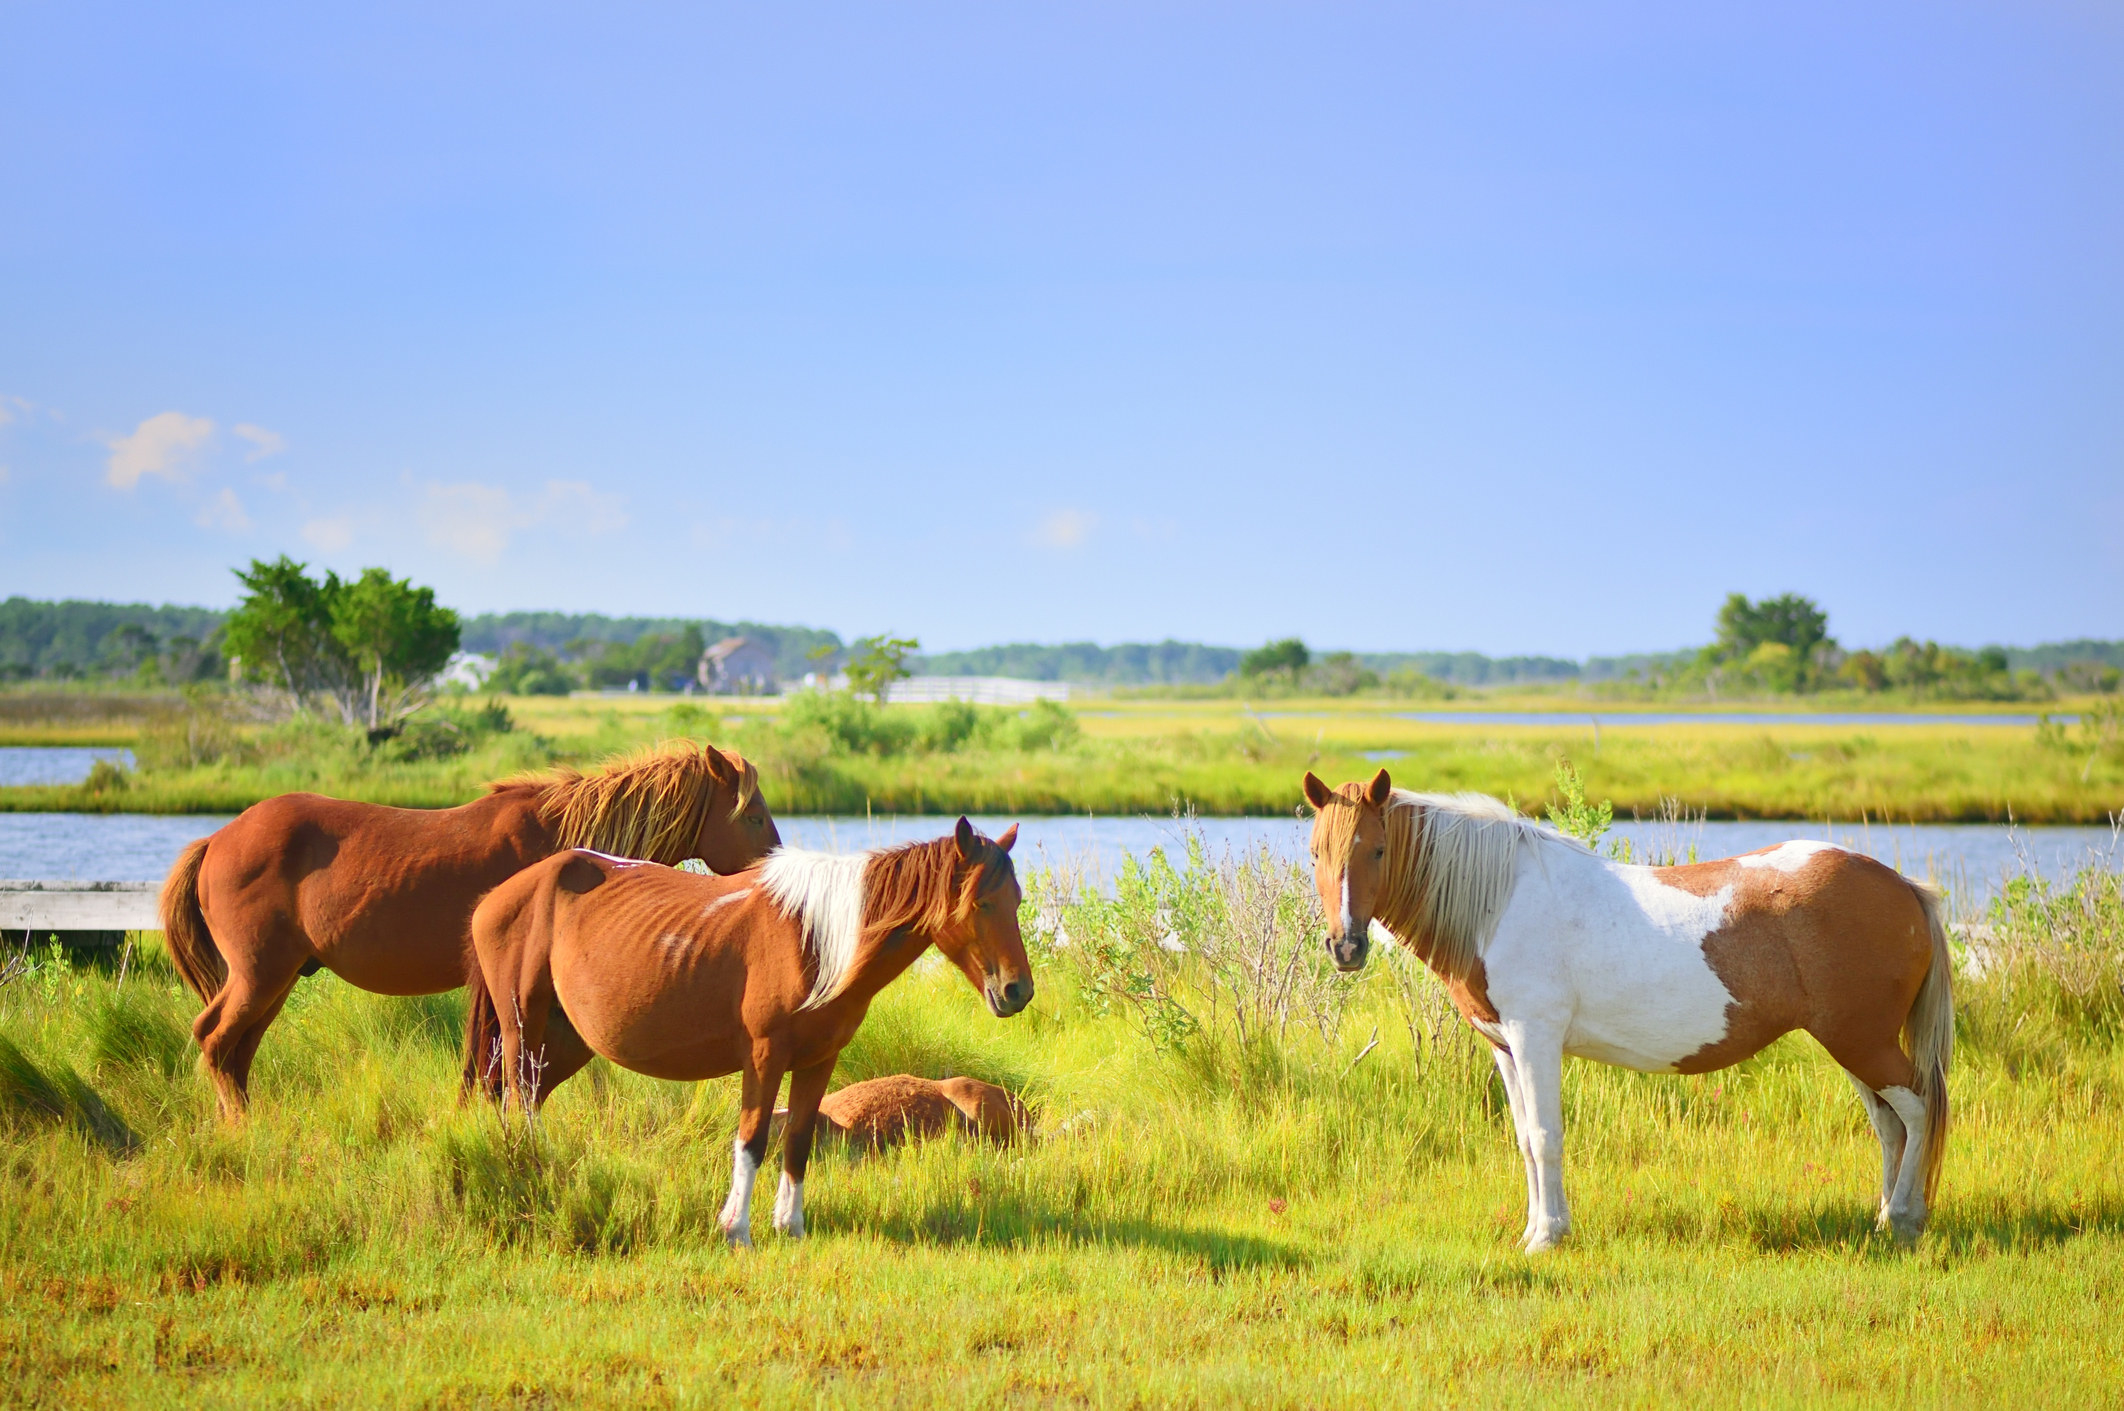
[{"left": 6, "top": 830, "right": 2124, "bottom": 1401}]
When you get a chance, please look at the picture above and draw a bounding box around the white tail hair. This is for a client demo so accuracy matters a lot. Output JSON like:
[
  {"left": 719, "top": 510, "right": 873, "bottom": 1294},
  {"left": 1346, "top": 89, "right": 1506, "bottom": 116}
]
[
  {"left": 759, "top": 848, "right": 869, "bottom": 1010},
  {"left": 1907, "top": 882, "right": 1954, "bottom": 1205}
]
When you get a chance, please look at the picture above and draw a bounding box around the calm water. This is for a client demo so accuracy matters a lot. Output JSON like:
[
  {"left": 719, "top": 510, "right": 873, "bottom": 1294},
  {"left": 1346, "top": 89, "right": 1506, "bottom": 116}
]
[
  {"left": 8, "top": 810, "right": 2113, "bottom": 915},
  {"left": 0, "top": 746, "right": 136, "bottom": 786},
  {"left": 1388, "top": 712, "right": 2060, "bottom": 729}
]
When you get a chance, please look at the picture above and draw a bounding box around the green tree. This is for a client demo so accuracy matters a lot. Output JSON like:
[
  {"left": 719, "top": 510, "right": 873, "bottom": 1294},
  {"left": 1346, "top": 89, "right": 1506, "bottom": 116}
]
[
  {"left": 223, "top": 558, "right": 458, "bottom": 729},
  {"left": 1239, "top": 637, "right": 1309, "bottom": 678},
  {"left": 223, "top": 557, "right": 355, "bottom": 710},
  {"left": 330, "top": 568, "right": 461, "bottom": 731},
  {"left": 1714, "top": 593, "right": 1829, "bottom": 662},
  {"left": 846, "top": 635, "right": 919, "bottom": 701}
]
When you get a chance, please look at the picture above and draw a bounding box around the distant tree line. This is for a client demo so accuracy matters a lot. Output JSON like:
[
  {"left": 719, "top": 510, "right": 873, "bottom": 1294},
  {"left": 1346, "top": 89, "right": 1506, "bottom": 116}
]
[
  {"left": 908, "top": 640, "right": 1244, "bottom": 685},
  {"left": 463, "top": 612, "right": 844, "bottom": 694},
  {"left": 0, "top": 597, "right": 227, "bottom": 684}
]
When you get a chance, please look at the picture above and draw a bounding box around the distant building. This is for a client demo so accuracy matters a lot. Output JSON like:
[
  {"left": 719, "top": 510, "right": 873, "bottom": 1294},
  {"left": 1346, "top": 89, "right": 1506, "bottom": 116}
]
[
  {"left": 698, "top": 637, "right": 779, "bottom": 695},
  {"left": 438, "top": 651, "right": 497, "bottom": 690},
  {"left": 884, "top": 676, "right": 1070, "bottom": 705}
]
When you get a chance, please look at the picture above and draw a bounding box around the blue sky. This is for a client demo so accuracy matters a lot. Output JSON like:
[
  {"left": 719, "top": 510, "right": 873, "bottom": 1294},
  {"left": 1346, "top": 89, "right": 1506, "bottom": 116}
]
[{"left": 2, "top": 2, "right": 2119, "bottom": 655}]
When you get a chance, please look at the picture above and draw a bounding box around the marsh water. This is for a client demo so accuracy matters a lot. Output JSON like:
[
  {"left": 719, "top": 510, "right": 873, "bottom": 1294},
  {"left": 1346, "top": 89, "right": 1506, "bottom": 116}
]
[{"left": 1, "top": 806, "right": 2114, "bottom": 917}]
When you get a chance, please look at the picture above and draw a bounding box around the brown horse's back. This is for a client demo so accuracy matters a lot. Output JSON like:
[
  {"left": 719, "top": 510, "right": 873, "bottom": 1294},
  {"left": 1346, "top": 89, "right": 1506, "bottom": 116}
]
[{"left": 201, "top": 789, "right": 552, "bottom": 996}]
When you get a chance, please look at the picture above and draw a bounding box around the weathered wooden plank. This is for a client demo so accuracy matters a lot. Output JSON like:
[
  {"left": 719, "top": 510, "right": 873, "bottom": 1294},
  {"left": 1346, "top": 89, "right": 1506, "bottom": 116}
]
[{"left": 0, "top": 881, "right": 162, "bottom": 932}]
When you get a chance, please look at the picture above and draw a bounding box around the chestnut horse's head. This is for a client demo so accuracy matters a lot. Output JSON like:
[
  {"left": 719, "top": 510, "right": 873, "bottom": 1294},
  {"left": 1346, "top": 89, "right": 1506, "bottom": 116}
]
[
  {"left": 1302, "top": 767, "right": 1394, "bottom": 971},
  {"left": 693, "top": 745, "right": 781, "bottom": 872},
  {"left": 936, "top": 817, "right": 1033, "bottom": 1017}
]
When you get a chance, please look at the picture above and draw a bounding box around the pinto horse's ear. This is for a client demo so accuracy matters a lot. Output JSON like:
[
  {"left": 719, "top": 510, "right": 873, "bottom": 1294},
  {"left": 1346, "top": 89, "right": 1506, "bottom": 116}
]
[
  {"left": 1302, "top": 771, "right": 1333, "bottom": 810},
  {"left": 954, "top": 816, "right": 977, "bottom": 860},
  {"left": 1366, "top": 769, "right": 1393, "bottom": 807},
  {"left": 995, "top": 823, "right": 1019, "bottom": 853}
]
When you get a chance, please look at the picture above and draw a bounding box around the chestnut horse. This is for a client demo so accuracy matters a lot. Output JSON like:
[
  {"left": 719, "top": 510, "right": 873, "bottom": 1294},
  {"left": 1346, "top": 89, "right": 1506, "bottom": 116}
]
[
  {"left": 1303, "top": 769, "right": 1953, "bottom": 1250},
  {"left": 159, "top": 742, "right": 778, "bottom": 1118},
  {"left": 469, "top": 818, "right": 1032, "bottom": 1246}
]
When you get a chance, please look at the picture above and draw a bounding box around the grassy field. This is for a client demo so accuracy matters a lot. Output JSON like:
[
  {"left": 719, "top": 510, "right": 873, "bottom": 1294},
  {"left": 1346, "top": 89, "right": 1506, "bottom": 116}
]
[
  {"left": 5, "top": 692, "right": 2120, "bottom": 823},
  {"left": 3, "top": 843, "right": 2122, "bottom": 1407}
]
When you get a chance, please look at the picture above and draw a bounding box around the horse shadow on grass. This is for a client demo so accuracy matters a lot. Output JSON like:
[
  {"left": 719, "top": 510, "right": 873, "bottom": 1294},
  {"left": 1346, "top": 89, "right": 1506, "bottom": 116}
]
[
  {"left": 843, "top": 1192, "right": 1307, "bottom": 1275},
  {"left": 1620, "top": 1195, "right": 2124, "bottom": 1257}
]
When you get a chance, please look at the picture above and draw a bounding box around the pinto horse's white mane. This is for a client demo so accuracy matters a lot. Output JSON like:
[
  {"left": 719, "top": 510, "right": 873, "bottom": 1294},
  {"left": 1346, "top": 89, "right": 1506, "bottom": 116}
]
[
  {"left": 1377, "top": 790, "right": 1583, "bottom": 981},
  {"left": 758, "top": 847, "right": 871, "bottom": 1010}
]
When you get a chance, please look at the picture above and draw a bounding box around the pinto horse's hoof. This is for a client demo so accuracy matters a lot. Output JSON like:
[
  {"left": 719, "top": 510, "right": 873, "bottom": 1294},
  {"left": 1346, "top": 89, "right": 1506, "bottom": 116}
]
[{"left": 721, "top": 1224, "right": 754, "bottom": 1250}]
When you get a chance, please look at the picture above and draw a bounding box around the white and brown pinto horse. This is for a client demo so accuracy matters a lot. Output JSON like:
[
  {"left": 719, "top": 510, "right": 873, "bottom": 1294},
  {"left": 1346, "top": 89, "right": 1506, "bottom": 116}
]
[
  {"left": 1303, "top": 770, "right": 1954, "bottom": 1250},
  {"left": 469, "top": 818, "right": 1032, "bottom": 1246}
]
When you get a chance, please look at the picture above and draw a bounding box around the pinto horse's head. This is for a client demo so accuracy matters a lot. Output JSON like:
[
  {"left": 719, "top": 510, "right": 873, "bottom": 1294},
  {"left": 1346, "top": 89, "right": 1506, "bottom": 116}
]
[
  {"left": 1302, "top": 767, "right": 1394, "bottom": 971},
  {"left": 692, "top": 747, "right": 782, "bottom": 873},
  {"left": 935, "top": 818, "right": 1034, "bottom": 1018}
]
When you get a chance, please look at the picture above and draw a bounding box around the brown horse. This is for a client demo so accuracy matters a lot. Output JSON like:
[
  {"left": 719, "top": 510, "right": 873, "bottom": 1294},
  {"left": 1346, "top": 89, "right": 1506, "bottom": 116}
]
[
  {"left": 1304, "top": 768, "right": 1953, "bottom": 1249},
  {"left": 159, "top": 742, "right": 778, "bottom": 1118},
  {"left": 469, "top": 818, "right": 1032, "bottom": 1246}
]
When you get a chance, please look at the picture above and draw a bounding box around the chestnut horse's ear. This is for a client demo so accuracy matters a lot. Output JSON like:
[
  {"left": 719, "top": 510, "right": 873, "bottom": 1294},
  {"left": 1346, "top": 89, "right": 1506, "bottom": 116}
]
[
  {"left": 1366, "top": 769, "right": 1393, "bottom": 807},
  {"left": 1302, "top": 771, "right": 1333, "bottom": 810},
  {"left": 558, "top": 854, "right": 610, "bottom": 895},
  {"left": 702, "top": 747, "right": 737, "bottom": 789},
  {"left": 995, "top": 823, "right": 1019, "bottom": 853},
  {"left": 954, "top": 816, "right": 977, "bottom": 860}
]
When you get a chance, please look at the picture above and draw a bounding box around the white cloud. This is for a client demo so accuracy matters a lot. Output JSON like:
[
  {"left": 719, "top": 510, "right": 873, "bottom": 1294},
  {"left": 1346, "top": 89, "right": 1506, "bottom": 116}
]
[
  {"left": 0, "top": 395, "right": 29, "bottom": 426},
  {"left": 105, "top": 411, "right": 215, "bottom": 489},
  {"left": 256, "top": 470, "right": 289, "bottom": 492},
  {"left": 302, "top": 515, "right": 354, "bottom": 551},
  {"left": 1033, "top": 507, "right": 1097, "bottom": 549},
  {"left": 194, "top": 486, "right": 252, "bottom": 533},
  {"left": 233, "top": 423, "right": 287, "bottom": 461},
  {"left": 420, "top": 478, "right": 627, "bottom": 565}
]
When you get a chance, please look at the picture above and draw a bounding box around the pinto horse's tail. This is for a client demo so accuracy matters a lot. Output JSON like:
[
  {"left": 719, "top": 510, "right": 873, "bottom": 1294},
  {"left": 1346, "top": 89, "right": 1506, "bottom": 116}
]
[
  {"left": 159, "top": 837, "right": 225, "bottom": 1003},
  {"left": 461, "top": 947, "right": 505, "bottom": 1103},
  {"left": 1907, "top": 884, "right": 1955, "bottom": 1206}
]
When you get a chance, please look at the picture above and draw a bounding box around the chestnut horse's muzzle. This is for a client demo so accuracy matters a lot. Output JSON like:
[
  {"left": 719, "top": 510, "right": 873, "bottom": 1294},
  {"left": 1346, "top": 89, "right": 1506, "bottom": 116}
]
[{"left": 988, "top": 975, "right": 1035, "bottom": 1017}]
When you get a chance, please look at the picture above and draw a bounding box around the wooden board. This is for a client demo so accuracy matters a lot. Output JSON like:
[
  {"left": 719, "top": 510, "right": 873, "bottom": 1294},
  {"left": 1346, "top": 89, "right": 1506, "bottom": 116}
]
[{"left": 0, "top": 881, "right": 162, "bottom": 932}]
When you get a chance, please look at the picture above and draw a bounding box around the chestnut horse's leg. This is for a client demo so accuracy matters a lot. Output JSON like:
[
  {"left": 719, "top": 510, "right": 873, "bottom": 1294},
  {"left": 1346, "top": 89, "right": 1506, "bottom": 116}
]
[
  {"left": 192, "top": 933, "right": 309, "bottom": 1120},
  {"left": 528, "top": 1008, "right": 596, "bottom": 1106},
  {"left": 719, "top": 1040, "right": 788, "bottom": 1249},
  {"left": 774, "top": 1058, "right": 836, "bottom": 1239}
]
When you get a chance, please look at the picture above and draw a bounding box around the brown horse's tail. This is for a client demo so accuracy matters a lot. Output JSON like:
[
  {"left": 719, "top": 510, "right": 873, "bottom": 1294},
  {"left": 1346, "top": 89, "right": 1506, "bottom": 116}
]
[
  {"left": 461, "top": 945, "right": 504, "bottom": 1102},
  {"left": 1907, "top": 884, "right": 1955, "bottom": 1207},
  {"left": 159, "top": 837, "right": 225, "bottom": 1003}
]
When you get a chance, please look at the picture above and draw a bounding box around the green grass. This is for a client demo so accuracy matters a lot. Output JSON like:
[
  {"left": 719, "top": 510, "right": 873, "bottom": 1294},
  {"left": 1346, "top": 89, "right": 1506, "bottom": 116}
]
[
  {"left": 4, "top": 847, "right": 2123, "bottom": 1407},
  {"left": 6, "top": 693, "right": 2120, "bottom": 821}
]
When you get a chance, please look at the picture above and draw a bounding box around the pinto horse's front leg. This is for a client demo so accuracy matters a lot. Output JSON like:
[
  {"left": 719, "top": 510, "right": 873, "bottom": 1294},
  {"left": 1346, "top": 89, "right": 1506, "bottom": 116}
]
[
  {"left": 774, "top": 1059, "right": 836, "bottom": 1239},
  {"left": 720, "top": 1041, "right": 788, "bottom": 1249},
  {"left": 1502, "top": 1027, "right": 1571, "bottom": 1253}
]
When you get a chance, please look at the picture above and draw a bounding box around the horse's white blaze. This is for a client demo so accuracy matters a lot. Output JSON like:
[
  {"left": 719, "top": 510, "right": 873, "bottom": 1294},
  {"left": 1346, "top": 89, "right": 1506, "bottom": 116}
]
[
  {"left": 774, "top": 1171, "right": 805, "bottom": 1237},
  {"left": 719, "top": 1139, "right": 759, "bottom": 1246},
  {"left": 1737, "top": 839, "right": 1843, "bottom": 873},
  {"left": 700, "top": 887, "right": 752, "bottom": 918},
  {"left": 1483, "top": 850, "right": 1737, "bottom": 1073},
  {"left": 1338, "top": 873, "right": 1354, "bottom": 938},
  {"left": 759, "top": 847, "right": 870, "bottom": 1009}
]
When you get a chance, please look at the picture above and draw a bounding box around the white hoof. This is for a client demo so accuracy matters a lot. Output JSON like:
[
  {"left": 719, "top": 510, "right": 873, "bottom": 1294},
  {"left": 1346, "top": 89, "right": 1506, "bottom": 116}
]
[
  {"left": 721, "top": 1221, "right": 753, "bottom": 1250},
  {"left": 1521, "top": 1222, "right": 1568, "bottom": 1254}
]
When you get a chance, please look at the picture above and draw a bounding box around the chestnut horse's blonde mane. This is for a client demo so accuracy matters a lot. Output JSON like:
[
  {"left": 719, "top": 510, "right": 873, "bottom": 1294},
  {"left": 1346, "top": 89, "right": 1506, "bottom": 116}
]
[
  {"left": 1312, "top": 785, "right": 1551, "bottom": 982},
  {"left": 494, "top": 742, "right": 758, "bottom": 866},
  {"left": 761, "top": 832, "right": 1015, "bottom": 1010}
]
